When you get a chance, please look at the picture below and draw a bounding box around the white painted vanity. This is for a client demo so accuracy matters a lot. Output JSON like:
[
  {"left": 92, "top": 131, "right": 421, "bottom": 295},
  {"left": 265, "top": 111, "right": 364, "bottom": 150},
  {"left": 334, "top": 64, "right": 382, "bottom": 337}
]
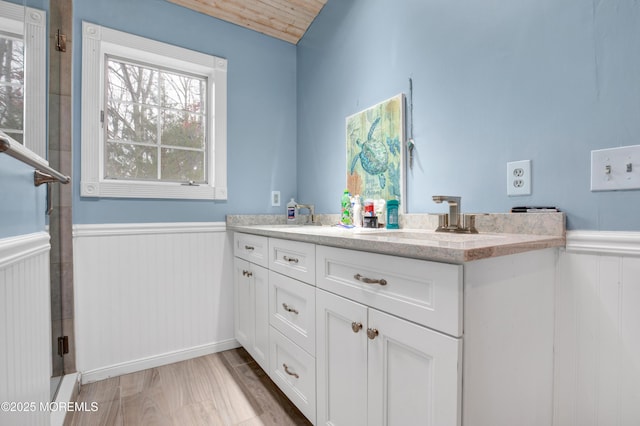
[{"left": 229, "top": 214, "right": 565, "bottom": 426}]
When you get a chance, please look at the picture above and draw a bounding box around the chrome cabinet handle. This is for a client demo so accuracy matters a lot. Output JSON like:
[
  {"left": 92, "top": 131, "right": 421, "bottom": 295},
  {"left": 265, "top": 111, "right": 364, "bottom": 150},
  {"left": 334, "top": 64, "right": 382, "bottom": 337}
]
[
  {"left": 367, "top": 328, "right": 379, "bottom": 340},
  {"left": 242, "top": 270, "right": 253, "bottom": 277},
  {"left": 283, "top": 363, "right": 299, "bottom": 378},
  {"left": 351, "top": 322, "right": 363, "bottom": 333},
  {"left": 354, "top": 273, "right": 387, "bottom": 286},
  {"left": 244, "top": 245, "right": 255, "bottom": 251},
  {"left": 282, "top": 303, "right": 299, "bottom": 315},
  {"left": 283, "top": 256, "right": 299, "bottom": 263}
]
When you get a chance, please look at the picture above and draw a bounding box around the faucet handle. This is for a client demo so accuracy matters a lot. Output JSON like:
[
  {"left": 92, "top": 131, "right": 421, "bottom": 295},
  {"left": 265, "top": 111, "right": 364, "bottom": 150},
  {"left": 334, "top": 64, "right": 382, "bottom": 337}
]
[{"left": 435, "top": 213, "right": 449, "bottom": 232}]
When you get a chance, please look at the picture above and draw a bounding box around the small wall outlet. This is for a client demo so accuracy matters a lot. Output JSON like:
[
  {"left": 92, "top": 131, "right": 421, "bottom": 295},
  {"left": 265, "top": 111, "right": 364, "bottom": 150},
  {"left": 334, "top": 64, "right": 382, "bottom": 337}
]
[
  {"left": 271, "top": 190, "right": 281, "bottom": 206},
  {"left": 591, "top": 145, "right": 640, "bottom": 191},
  {"left": 507, "top": 160, "right": 531, "bottom": 196}
]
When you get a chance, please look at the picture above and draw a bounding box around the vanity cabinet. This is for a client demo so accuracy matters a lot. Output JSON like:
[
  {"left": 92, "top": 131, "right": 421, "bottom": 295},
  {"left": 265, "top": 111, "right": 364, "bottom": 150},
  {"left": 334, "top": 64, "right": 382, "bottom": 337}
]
[
  {"left": 233, "top": 231, "right": 557, "bottom": 426},
  {"left": 315, "top": 246, "right": 462, "bottom": 426},
  {"left": 233, "top": 234, "right": 269, "bottom": 372}
]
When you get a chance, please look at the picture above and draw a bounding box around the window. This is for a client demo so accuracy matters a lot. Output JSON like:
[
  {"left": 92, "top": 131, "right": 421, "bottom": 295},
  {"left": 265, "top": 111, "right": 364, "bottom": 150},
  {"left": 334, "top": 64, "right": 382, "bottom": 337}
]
[
  {"left": 0, "top": 1, "right": 46, "bottom": 159},
  {"left": 81, "top": 22, "right": 227, "bottom": 200},
  {"left": 0, "top": 31, "right": 24, "bottom": 143}
]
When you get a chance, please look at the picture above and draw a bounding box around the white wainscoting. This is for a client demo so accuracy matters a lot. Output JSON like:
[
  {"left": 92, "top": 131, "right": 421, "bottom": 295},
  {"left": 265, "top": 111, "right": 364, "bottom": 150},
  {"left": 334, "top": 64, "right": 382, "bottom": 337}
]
[
  {"left": 0, "top": 232, "right": 51, "bottom": 426},
  {"left": 554, "top": 231, "right": 640, "bottom": 426},
  {"left": 73, "top": 222, "right": 237, "bottom": 384}
]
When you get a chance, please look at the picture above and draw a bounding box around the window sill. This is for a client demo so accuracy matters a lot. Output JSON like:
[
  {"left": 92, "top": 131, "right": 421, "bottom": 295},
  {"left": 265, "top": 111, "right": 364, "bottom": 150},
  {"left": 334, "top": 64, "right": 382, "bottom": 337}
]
[{"left": 81, "top": 180, "right": 227, "bottom": 200}]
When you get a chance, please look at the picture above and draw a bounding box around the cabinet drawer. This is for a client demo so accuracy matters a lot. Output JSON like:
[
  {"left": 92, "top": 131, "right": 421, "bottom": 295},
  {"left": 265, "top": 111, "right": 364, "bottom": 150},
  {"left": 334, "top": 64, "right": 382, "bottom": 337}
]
[
  {"left": 269, "top": 238, "right": 316, "bottom": 285},
  {"left": 269, "top": 271, "right": 315, "bottom": 355},
  {"left": 269, "top": 327, "right": 316, "bottom": 424},
  {"left": 234, "top": 233, "right": 268, "bottom": 267},
  {"left": 316, "top": 245, "right": 463, "bottom": 337}
]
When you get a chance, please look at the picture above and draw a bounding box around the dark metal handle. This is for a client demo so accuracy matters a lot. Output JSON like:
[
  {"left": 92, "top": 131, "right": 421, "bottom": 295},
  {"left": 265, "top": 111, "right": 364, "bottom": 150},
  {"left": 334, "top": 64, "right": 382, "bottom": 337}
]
[
  {"left": 283, "top": 363, "right": 299, "bottom": 378},
  {"left": 242, "top": 270, "right": 253, "bottom": 277},
  {"left": 282, "top": 303, "right": 299, "bottom": 315},
  {"left": 244, "top": 245, "right": 255, "bottom": 251},
  {"left": 354, "top": 273, "right": 387, "bottom": 286},
  {"left": 283, "top": 256, "right": 299, "bottom": 263}
]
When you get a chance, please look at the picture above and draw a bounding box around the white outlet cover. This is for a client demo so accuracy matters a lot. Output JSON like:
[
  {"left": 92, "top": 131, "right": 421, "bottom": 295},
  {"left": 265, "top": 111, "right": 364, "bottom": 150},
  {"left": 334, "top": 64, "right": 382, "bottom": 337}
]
[
  {"left": 591, "top": 145, "right": 640, "bottom": 191},
  {"left": 507, "top": 160, "right": 531, "bottom": 196},
  {"left": 271, "top": 190, "right": 281, "bottom": 206}
]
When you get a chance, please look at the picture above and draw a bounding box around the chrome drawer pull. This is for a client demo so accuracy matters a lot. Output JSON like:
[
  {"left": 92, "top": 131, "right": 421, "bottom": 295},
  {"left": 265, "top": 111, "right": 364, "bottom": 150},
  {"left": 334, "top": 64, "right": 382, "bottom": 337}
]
[
  {"left": 354, "top": 273, "right": 387, "bottom": 286},
  {"left": 283, "top": 363, "right": 299, "bottom": 379},
  {"left": 244, "top": 245, "right": 255, "bottom": 251},
  {"left": 242, "top": 270, "right": 253, "bottom": 277},
  {"left": 282, "top": 303, "right": 299, "bottom": 315},
  {"left": 351, "top": 322, "right": 363, "bottom": 333},
  {"left": 367, "top": 328, "right": 379, "bottom": 340},
  {"left": 283, "top": 256, "right": 299, "bottom": 263}
]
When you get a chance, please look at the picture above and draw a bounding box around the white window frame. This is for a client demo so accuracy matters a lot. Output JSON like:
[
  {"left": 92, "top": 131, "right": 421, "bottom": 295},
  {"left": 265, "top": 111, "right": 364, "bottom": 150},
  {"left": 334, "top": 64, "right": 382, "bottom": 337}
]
[
  {"left": 0, "top": 1, "right": 46, "bottom": 160},
  {"left": 80, "top": 21, "right": 228, "bottom": 200}
]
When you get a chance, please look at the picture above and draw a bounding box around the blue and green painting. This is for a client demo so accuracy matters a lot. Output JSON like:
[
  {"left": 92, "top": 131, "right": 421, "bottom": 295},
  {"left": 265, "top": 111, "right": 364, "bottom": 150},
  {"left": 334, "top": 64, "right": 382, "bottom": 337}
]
[{"left": 346, "top": 93, "right": 403, "bottom": 203}]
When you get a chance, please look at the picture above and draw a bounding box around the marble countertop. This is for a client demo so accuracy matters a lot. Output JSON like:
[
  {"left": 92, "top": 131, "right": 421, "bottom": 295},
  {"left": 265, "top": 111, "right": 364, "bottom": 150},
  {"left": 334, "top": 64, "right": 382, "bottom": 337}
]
[{"left": 227, "top": 213, "right": 566, "bottom": 264}]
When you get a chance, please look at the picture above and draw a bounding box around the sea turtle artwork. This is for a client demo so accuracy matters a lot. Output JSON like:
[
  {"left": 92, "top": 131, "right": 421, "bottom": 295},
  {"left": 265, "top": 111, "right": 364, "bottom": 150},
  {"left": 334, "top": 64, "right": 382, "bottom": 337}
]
[
  {"left": 349, "top": 117, "right": 389, "bottom": 188},
  {"left": 346, "top": 93, "right": 404, "bottom": 204}
]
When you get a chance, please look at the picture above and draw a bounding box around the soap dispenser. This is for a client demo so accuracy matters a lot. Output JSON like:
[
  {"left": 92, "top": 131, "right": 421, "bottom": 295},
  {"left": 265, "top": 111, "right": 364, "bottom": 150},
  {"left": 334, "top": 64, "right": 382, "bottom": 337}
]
[{"left": 386, "top": 199, "right": 399, "bottom": 229}]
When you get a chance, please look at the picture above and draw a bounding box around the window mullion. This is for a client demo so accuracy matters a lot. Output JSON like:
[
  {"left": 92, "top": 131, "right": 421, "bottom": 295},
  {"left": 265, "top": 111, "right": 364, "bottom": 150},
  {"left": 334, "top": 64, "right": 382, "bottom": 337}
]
[{"left": 157, "top": 72, "right": 163, "bottom": 181}]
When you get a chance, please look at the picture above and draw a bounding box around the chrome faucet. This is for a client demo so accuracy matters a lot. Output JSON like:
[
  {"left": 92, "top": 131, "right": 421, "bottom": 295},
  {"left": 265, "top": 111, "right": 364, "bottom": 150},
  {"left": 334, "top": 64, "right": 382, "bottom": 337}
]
[
  {"left": 295, "top": 203, "right": 318, "bottom": 225},
  {"left": 432, "top": 195, "right": 477, "bottom": 233}
]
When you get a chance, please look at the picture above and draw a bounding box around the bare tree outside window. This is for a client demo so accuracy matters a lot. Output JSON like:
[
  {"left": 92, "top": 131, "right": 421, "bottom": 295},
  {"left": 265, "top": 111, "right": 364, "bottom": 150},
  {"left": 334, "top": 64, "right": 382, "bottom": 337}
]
[
  {"left": 0, "top": 32, "right": 24, "bottom": 144},
  {"left": 105, "top": 57, "right": 207, "bottom": 183}
]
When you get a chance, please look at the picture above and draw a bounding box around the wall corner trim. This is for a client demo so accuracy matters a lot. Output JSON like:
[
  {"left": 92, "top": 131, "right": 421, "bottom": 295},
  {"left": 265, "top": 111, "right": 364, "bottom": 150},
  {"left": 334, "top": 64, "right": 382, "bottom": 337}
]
[{"left": 565, "top": 230, "right": 640, "bottom": 256}]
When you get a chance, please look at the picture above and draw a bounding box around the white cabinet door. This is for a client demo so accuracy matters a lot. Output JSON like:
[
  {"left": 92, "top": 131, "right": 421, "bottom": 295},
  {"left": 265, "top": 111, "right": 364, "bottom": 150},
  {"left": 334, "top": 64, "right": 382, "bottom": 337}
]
[
  {"left": 253, "top": 263, "right": 269, "bottom": 372},
  {"left": 316, "top": 289, "right": 368, "bottom": 426},
  {"left": 233, "top": 257, "right": 269, "bottom": 372},
  {"left": 367, "top": 308, "right": 462, "bottom": 426}
]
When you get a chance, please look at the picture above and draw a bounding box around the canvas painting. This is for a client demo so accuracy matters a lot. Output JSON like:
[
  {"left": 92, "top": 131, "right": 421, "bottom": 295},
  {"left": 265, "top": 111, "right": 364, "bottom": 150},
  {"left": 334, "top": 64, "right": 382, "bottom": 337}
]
[{"left": 346, "top": 93, "right": 404, "bottom": 205}]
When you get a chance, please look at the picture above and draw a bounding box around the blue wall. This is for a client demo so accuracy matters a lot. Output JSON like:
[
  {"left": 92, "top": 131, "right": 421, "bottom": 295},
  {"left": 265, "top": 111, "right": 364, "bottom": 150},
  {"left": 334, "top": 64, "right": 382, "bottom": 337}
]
[
  {"left": 297, "top": 0, "right": 640, "bottom": 231},
  {"left": 0, "top": 157, "right": 47, "bottom": 238},
  {"left": 72, "top": 0, "right": 298, "bottom": 224}
]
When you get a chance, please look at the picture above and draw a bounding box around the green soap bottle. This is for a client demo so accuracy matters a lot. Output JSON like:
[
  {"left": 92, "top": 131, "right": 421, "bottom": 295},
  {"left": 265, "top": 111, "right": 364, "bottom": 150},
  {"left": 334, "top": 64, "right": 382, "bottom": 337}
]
[{"left": 340, "top": 189, "right": 352, "bottom": 225}]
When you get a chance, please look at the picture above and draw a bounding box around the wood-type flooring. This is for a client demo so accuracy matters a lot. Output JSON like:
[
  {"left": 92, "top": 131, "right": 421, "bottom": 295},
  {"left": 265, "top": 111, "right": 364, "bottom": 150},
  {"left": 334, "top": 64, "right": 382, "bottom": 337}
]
[{"left": 64, "top": 347, "right": 311, "bottom": 425}]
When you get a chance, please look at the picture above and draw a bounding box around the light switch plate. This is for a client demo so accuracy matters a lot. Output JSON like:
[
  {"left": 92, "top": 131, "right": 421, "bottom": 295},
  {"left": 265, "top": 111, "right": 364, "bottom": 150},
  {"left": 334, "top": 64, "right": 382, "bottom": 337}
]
[
  {"left": 507, "top": 160, "right": 531, "bottom": 196},
  {"left": 591, "top": 145, "right": 640, "bottom": 191}
]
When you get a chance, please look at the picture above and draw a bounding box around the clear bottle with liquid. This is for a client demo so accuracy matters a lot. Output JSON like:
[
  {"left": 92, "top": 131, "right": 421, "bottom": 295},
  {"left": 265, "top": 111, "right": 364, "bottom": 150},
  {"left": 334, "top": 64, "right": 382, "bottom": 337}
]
[
  {"left": 352, "top": 195, "right": 362, "bottom": 227},
  {"left": 287, "top": 198, "right": 297, "bottom": 224}
]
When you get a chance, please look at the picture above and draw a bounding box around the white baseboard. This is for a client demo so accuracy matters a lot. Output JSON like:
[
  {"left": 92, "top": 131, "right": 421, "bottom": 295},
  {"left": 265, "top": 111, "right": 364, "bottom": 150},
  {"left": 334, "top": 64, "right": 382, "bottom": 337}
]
[{"left": 80, "top": 339, "right": 240, "bottom": 384}]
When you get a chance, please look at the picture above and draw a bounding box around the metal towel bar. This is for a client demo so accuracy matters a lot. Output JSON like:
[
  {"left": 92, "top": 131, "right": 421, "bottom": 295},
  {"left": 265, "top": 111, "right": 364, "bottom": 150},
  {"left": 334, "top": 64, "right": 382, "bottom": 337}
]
[{"left": 0, "top": 134, "right": 70, "bottom": 186}]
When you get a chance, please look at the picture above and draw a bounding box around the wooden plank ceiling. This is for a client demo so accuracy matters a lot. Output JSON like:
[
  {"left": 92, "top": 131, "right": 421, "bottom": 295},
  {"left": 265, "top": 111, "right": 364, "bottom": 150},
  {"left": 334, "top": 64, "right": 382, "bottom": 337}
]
[{"left": 167, "top": 0, "right": 327, "bottom": 44}]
